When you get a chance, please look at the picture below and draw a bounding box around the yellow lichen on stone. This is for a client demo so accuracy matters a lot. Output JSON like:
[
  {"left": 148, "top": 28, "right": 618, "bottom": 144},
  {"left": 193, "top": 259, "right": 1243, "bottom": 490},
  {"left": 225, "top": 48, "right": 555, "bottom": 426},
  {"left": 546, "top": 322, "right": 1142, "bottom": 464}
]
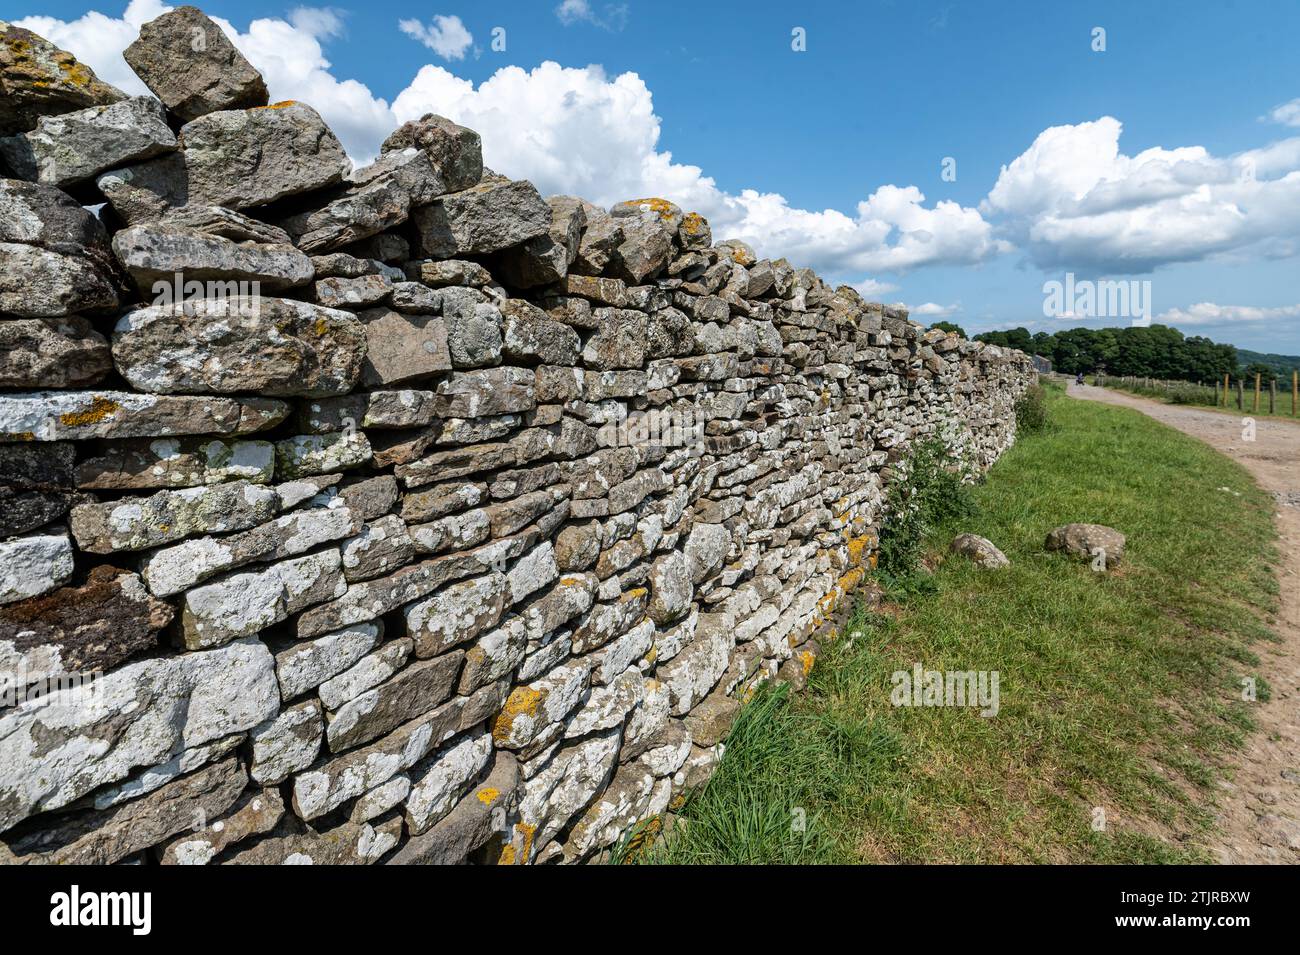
[
  {"left": 491, "top": 685, "right": 547, "bottom": 743},
  {"left": 846, "top": 535, "right": 872, "bottom": 567},
  {"left": 719, "top": 241, "right": 756, "bottom": 266},
  {"left": 499, "top": 821, "right": 535, "bottom": 867},
  {"left": 476, "top": 787, "right": 500, "bottom": 806},
  {"left": 56, "top": 58, "right": 93, "bottom": 88},
  {"left": 800, "top": 650, "right": 816, "bottom": 677},
  {"left": 837, "top": 566, "right": 865, "bottom": 592},
  {"left": 498, "top": 686, "right": 545, "bottom": 720},
  {"left": 58, "top": 395, "right": 119, "bottom": 427},
  {"left": 681, "top": 212, "right": 707, "bottom": 234},
  {"left": 622, "top": 197, "right": 678, "bottom": 221}
]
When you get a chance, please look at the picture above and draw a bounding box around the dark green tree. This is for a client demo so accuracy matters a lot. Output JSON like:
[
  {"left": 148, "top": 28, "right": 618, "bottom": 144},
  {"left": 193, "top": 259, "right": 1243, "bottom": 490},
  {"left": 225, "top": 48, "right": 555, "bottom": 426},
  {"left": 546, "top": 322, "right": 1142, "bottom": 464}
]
[
  {"left": 972, "top": 324, "right": 1253, "bottom": 383},
  {"left": 1242, "top": 362, "right": 1278, "bottom": 385},
  {"left": 1030, "top": 332, "right": 1055, "bottom": 357}
]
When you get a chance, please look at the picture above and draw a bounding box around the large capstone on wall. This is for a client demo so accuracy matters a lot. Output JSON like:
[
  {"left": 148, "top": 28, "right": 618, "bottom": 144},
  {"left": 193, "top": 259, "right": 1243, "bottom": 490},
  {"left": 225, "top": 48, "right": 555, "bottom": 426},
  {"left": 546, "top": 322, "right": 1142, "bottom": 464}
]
[{"left": 0, "top": 7, "right": 1035, "bottom": 865}]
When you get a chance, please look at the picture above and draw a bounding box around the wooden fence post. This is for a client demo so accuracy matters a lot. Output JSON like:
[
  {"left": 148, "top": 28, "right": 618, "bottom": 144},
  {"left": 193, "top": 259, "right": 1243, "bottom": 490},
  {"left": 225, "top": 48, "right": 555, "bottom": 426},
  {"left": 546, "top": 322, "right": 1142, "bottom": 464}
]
[
  {"left": 1237, "top": 379, "right": 1244, "bottom": 411},
  {"left": 1223, "top": 372, "right": 1230, "bottom": 407},
  {"left": 1294, "top": 370, "right": 1298, "bottom": 417},
  {"left": 1269, "top": 379, "right": 1276, "bottom": 415},
  {"left": 1254, "top": 373, "right": 1261, "bottom": 413}
]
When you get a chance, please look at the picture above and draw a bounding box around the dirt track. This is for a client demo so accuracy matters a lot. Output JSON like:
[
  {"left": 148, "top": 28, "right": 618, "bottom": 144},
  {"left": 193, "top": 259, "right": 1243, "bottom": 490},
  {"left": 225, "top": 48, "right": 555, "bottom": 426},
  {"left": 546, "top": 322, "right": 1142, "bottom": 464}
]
[{"left": 1070, "top": 383, "right": 1300, "bottom": 863}]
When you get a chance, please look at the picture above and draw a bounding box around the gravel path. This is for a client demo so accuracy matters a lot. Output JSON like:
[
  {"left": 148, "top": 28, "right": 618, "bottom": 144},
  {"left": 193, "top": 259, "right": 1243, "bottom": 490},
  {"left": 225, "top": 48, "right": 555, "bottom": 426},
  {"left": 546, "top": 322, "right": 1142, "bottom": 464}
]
[{"left": 1070, "top": 383, "right": 1300, "bottom": 863}]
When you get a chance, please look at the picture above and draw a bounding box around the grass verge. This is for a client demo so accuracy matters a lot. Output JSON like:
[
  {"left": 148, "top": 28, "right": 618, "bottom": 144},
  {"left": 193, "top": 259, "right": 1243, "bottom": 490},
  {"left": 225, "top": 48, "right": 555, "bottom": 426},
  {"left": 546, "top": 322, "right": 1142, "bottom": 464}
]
[{"left": 641, "top": 382, "right": 1280, "bottom": 864}]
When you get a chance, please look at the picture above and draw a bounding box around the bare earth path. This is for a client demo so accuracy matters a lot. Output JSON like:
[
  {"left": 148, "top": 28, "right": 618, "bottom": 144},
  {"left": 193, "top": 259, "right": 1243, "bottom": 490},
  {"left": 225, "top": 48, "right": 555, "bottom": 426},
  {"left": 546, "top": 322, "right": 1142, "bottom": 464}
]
[{"left": 1069, "top": 382, "right": 1300, "bottom": 863}]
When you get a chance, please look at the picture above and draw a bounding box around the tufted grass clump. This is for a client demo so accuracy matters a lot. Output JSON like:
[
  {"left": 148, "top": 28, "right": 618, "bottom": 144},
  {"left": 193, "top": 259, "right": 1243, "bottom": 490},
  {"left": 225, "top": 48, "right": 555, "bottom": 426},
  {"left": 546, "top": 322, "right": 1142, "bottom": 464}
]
[{"left": 618, "top": 682, "right": 890, "bottom": 864}]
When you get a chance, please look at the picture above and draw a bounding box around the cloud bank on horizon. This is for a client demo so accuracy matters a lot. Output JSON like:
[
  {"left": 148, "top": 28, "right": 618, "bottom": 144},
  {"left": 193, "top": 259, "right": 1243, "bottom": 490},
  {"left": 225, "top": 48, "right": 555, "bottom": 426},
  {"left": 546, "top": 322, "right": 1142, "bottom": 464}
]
[{"left": 15, "top": 1, "right": 1300, "bottom": 343}]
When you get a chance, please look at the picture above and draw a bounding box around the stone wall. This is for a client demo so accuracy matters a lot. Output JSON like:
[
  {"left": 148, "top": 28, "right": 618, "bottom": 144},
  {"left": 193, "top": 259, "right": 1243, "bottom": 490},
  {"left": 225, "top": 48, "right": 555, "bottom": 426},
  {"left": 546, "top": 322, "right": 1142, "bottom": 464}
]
[{"left": 0, "top": 8, "right": 1034, "bottom": 865}]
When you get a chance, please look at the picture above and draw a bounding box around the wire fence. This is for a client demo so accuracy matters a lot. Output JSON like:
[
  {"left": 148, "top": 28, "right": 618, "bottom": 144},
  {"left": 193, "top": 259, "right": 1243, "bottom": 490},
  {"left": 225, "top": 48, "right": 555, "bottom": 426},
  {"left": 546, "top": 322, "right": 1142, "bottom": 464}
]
[{"left": 1094, "top": 372, "right": 1300, "bottom": 416}]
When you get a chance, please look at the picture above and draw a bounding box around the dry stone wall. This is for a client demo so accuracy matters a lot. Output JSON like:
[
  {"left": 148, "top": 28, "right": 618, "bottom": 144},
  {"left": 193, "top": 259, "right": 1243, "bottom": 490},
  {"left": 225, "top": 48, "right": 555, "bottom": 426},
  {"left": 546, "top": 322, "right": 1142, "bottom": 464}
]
[{"left": 0, "top": 7, "right": 1034, "bottom": 865}]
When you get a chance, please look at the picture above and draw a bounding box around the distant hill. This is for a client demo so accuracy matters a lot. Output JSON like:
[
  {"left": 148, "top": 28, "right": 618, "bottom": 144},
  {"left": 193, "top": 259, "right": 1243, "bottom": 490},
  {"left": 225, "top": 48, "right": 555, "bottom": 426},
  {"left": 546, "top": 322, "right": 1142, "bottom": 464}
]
[{"left": 1236, "top": 348, "right": 1300, "bottom": 377}]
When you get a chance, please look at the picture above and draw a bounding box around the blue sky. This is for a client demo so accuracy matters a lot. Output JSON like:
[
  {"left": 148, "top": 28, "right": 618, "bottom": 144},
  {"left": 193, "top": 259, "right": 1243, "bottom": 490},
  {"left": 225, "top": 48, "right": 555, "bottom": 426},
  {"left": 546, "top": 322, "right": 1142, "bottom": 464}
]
[{"left": 8, "top": 0, "right": 1300, "bottom": 353}]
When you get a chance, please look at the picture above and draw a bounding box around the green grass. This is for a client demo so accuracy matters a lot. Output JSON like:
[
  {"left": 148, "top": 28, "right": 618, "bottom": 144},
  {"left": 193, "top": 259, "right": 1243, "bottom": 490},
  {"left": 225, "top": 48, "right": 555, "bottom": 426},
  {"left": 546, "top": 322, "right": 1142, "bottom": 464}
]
[{"left": 641, "top": 382, "right": 1280, "bottom": 864}]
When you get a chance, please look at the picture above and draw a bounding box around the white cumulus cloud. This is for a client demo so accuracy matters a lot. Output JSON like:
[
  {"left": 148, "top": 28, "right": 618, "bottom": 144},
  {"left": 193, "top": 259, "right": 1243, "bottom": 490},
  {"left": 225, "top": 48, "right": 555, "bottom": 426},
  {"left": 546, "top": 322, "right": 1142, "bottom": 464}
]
[
  {"left": 555, "top": 0, "right": 629, "bottom": 31},
  {"left": 1267, "top": 98, "right": 1300, "bottom": 127},
  {"left": 398, "top": 14, "right": 473, "bottom": 61},
  {"left": 910, "top": 302, "right": 961, "bottom": 317},
  {"left": 850, "top": 278, "right": 899, "bottom": 298},
  {"left": 287, "top": 6, "right": 345, "bottom": 39},
  {"left": 1155, "top": 302, "right": 1300, "bottom": 327},
  {"left": 982, "top": 116, "right": 1300, "bottom": 273},
  {"left": 556, "top": 0, "right": 594, "bottom": 24},
  {"left": 391, "top": 61, "right": 1005, "bottom": 276}
]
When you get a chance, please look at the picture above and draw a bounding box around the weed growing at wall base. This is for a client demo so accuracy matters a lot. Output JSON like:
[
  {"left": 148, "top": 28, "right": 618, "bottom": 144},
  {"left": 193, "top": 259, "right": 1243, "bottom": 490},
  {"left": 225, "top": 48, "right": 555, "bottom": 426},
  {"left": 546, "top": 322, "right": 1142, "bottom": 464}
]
[
  {"left": 875, "top": 438, "right": 974, "bottom": 586},
  {"left": 1014, "top": 383, "right": 1050, "bottom": 434}
]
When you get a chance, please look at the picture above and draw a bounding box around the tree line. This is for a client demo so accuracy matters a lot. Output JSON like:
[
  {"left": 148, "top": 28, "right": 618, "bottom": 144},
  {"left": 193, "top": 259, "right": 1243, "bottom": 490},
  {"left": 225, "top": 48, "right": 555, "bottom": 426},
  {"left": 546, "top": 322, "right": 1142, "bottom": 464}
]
[{"left": 929, "top": 323, "right": 1296, "bottom": 385}]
